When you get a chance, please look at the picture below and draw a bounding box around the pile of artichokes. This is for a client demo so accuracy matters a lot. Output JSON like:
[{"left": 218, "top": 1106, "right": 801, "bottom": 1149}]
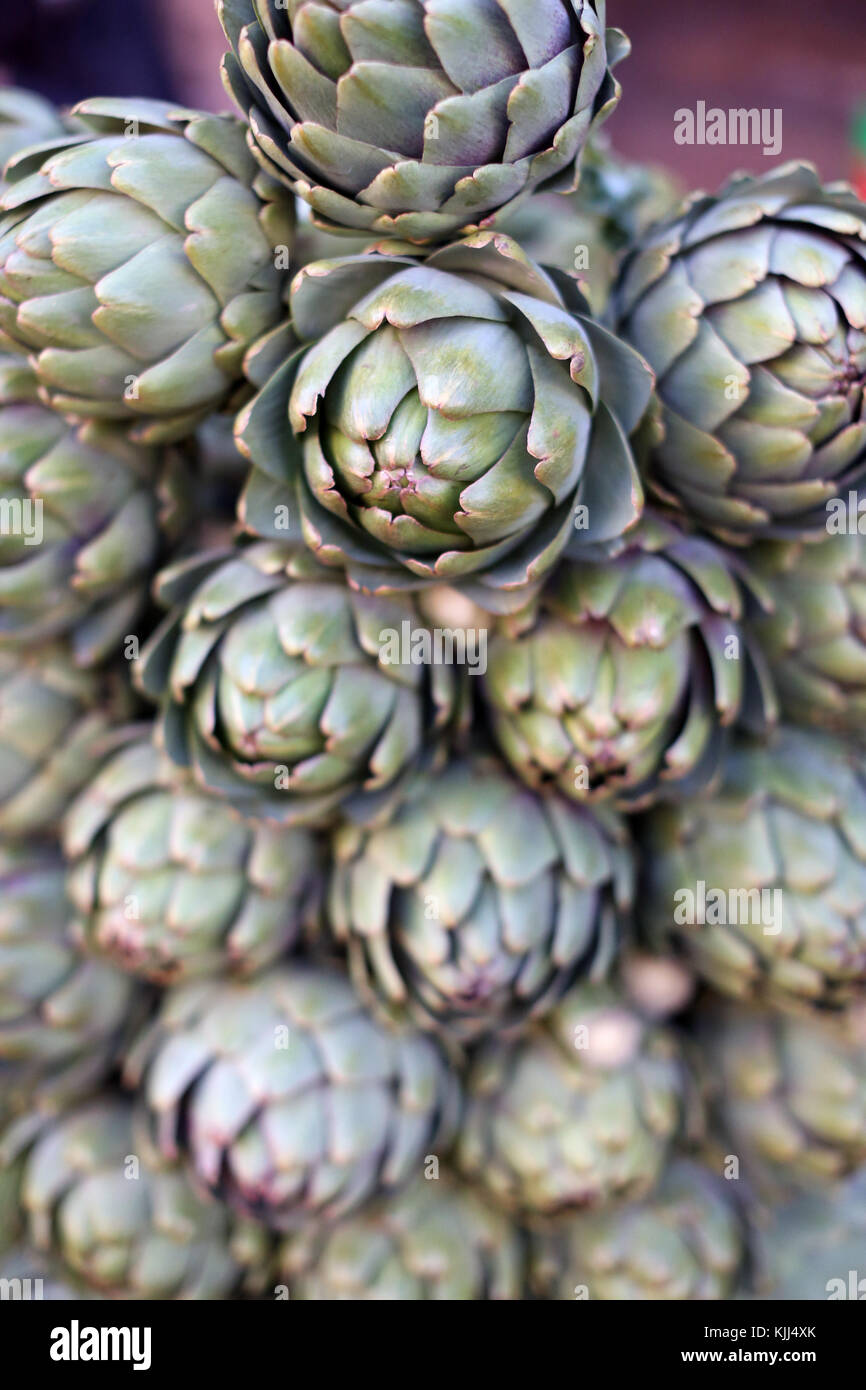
[{"left": 0, "top": 0, "right": 864, "bottom": 1303}]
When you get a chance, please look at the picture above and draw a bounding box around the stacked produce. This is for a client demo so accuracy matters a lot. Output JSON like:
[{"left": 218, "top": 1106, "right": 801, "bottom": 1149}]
[{"left": 0, "top": 0, "right": 863, "bottom": 1302}]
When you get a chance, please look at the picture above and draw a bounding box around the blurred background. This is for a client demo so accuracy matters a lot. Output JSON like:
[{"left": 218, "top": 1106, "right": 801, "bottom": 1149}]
[{"left": 1, "top": 0, "right": 864, "bottom": 192}]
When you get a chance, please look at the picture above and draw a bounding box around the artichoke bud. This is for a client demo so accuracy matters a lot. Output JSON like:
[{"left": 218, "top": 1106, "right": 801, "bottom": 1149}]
[
  {"left": 63, "top": 730, "right": 323, "bottom": 985},
  {"left": 279, "top": 1173, "right": 524, "bottom": 1301},
  {"left": 0, "top": 99, "right": 296, "bottom": 443},
  {"left": 218, "top": 0, "right": 627, "bottom": 244},
  {"left": 459, "top": 980, "right": 690, "bottom": 1217},
  {"left": 532, "top": 1160, "right": 746, "bottom": 1300},
  {"left": 640, "top": 725, "right": 866, "bottom": 1010},
  {"left": 696, "top": 1003, "right": 866, "bottom": 1197},
  {"left": 238, "top": 231, "right": 653, "bottom": 610},
  {"left": 135, "top": 540, "right": 469, "bottom": 825},
  {"left": 19, "top": 1099, "right": 271, "bottom": 1299},
  {"left": 125, "top": 965, "right": 461, "bottom": 1230},
  {"left": 0, "top": 844, "right": 139, "bottom": 1157},
  {"left": 616, "top": 163, "right": 866, "bottom": 539},
  {"left": 0, "top": 644, "right": 134, "bottom": 838},
  {"left": 329, "top": 756, "right": 634, "bottom": 1043},
  {"left": 482, "top": 510, "right": 777, "bottom": 808}
]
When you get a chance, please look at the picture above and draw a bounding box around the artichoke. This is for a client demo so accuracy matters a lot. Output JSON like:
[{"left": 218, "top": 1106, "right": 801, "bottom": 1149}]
[
  {"left": 698, "top": 1004, "right": 866, "bottom": 1193},
  {"left": 280, "top": 1173, "right": 523, "bottom": 1300},
  {"left": 218, "top": 0, "right": 627, "bottom": 243},
  {"left": 746, "top": 531, "right": 866, "bottom": 736},
  {"left": 534, "top": 1160, "right": 744, "bottom": 1300},
  {"left": 125, "top": 964, "right": 461, "bottom": 1231},
  {"left": 751, "top": 1170, "right": 866, "bottom": 1300},
  {"left": 63, "top": 733, "right": 322, "bottom": 985},
  {"left": 136, "top": 541, "right": 463, "bottom": 825},
  {"left": 615, "top": 163, "right": 866, "bottom": 539},
  {"left": 482, "top": 513, "right": 777, "bottom": 808},
  {"left": 640, "top": 727, "right": 866, "bottom": 1010},
  {"left": 20, "top": 1099, "right": 272, "bottom": 1299},
  {"left": 0, "top": 844, "right": 137, "bottom": 1151},
  {"left": 0, "top": 355, "right": 188, "bottom": 665},
  {"left": 458, "top": 981, "right": 688, "bottom": 1217},
  {"left": 0, "top": 644, "right": 129, "bottom": 839},
  {"left": 329, "top": 757, "right": 633, "bottom": 1042},
  {"left": 238, "top": 231, "right": 651, "bottom": 611},
  {"left": 0, "top": 98, "right": 294, "bottom": 444}
]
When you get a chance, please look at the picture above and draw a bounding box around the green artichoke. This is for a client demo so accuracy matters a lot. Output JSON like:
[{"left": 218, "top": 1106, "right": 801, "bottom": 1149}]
[
  {"left": 63, "top": 733, "right": 322, "bottom": 985},
  {"left": 218, "top": 0, "right": 627, "bottom": 243},
  {"left": 136, "top": 541, "right": 463, "bottom": 825},
  {"left": 329, "top": 757, "right": 633, "bottom": 1042},
  {"left": 0, "top": 644, "right": 129, "bottom": 838},
  {"left": 615, "top": 163, "right": 866, "bottom": 539},
  {"left": 698, "top": 1005, "right": 866, "bottom": 1193},
  {"left": 125, "top": 964, "right": 461, "bottom": 1230},
  {"left": 751, "top": 1170, "right": 866, "bottom": 1300},
  {"left": 640, "top": 727, "right": 866, "bottom": 1010},
  {"left": 0, "top": 844, "right": 137, "bottom": 1151},
  {"left": 238, "top": 231, "right": 651, "bottom": 611},
  {"left": 482, "top": 513, "right": 776, "bottom": 809},
  {"left": 0, "top": 98, "right": 294, "bottom": 444},
  {"left": 534, "top": 1160, "right": 744, "bottom": 1300},
  {"left": 458, "top": 981, "right": 688, "bottom": 1217},
  {"left": 746, "top": 531, "right": 866, "bottom": 736},
  {"left": 280, "top": 1173, "right": 524, "bottom": 1300},
  {"left": 0, "top": 355, "right": 188, "bottom": 665},
  {"left": 20, "top": 1099, "right": 271, "bottom": 1299}
]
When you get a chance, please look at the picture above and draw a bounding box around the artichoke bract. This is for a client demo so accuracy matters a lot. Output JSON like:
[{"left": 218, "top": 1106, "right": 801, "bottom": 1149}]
[
  {"left": 218, "top": 0, "right": 627, "bottom": 243},
  {"left": 615, "top": 164, "right": 866, "bottom": 539},
  {"left": 699, "top": 1005, "right": 866, "bottom": 1194},
  {"left": 125, "top": 965, "right": 461, "bottom": 1231},
  {"left": 640, "top": 727, "right": 866, "bottom": 1010},
  {"left": 482, "top": 513, "right": 777, "bottom": 808},
  {"left": 533, "top": 1160, "right": 744, "bottom": 1300},
  {"left": 0, "top": 645, "right": 129, "bottom": 839},
  {"left": 0, "top": 845, "right": 137, "bottom": 1151},
  {"left": 746, "top": 531, "right": 866, "bottom": 736},
  {"left": 0, "top": 356, "right": 188, "bottom": 666},
  {"left": 136, "top": 541, "right": 464, "bottom": 825},
  {"left": 21, "top": 1100, "right": 271, "bottom": 1299},
  {"left": 238, "top": 232, "right": 651, "bottom": 611},
  {"left": 329, "top": 757, "right": 633, "bottom": 1042},
  {"left": 0, "top": 98, "right": 295, "bottom": 444},
  {"left": 63, "top": 734, "right": 322, "bottom": 985},
  {"left": 0, "top": 89, "right": 68, "bottom": 188},
  {"left": 281, "top": 1173, "right": 523, "bottom": 1300},
  {"left": 458, "top": 981, "right": 688, "bottom": 1217}
]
